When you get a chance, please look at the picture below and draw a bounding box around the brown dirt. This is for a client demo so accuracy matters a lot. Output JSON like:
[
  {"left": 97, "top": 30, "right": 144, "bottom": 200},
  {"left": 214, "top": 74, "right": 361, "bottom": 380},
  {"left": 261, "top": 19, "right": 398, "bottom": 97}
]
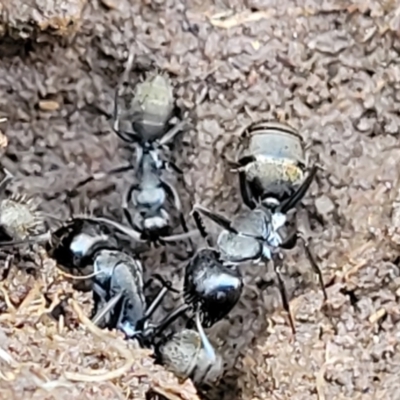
[
  {"left": 0, "top": 0, "right": 86, "bottom": 43},
  {"left": 1, "top": 0, "right": 400, "bottom": 399}
]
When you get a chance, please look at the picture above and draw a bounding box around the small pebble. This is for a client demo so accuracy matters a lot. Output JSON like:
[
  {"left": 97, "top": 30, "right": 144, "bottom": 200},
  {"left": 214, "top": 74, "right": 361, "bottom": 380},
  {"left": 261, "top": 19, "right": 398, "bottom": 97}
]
[
  {"left": 39, "top": 100, "right": 60, "bottom": 111},
  {"left": 315, "top": 194, "right": 335, "bottom": 216}
]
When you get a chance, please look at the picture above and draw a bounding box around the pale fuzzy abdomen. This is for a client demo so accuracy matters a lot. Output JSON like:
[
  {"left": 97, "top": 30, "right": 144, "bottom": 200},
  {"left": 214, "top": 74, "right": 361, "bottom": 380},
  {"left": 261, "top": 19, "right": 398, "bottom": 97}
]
[
  {"left": 160, "top": 330, "right": 201, "bottom": 381},
  {"left": 134, "top": 74, "right": 174, "bottom": 119},
  {"left": 0, "top": 196, "right": 43, "bottom": 240},
  {"left": 160, "top": 330, "right": 224, "bottom": 384},
  {"left": 131, "top": 74, "right": 174, "bottom": 141}
]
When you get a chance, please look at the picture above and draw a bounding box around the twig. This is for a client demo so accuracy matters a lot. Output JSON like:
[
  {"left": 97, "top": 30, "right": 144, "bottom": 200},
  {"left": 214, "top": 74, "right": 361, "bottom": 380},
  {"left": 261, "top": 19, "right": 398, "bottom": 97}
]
[
  {"left": 18, "top": 282, "right": 42, "bottom": 311},
  {"left": 343, "top": 260, "right": 367, "bottom": 282},
  {"left": 64, "top": 364, "right": 134, "bottom": 383},
  {"left": 57, "top": 268, "right": 103, "bottom": 281},
  {"left": 0, "top": 346, "right": 19, "bottom": 368},
  {"left": 64, "top": 300, "right": 145, "bottom": 383},
  {"left": 207, "top": 10, "right": 275, "bottom": 29},
  {"left": 0, "top": 285, "right": 16, "bottom": 313},
  {"left": 369, "top": 308, "right": 386, "bottom": 325}
]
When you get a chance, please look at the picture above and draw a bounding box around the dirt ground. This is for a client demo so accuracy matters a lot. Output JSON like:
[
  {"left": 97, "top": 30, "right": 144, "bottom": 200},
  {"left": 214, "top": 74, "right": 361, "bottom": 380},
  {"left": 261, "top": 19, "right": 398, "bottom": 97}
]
[{"left": 1, "top": 0, "right": 400, "bottom": 399}]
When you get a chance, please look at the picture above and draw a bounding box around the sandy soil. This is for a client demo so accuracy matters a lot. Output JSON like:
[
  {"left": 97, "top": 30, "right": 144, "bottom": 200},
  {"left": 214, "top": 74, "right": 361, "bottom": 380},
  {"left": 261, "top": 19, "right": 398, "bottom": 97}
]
[{"left": 1, "top": 0, "right": 400, "bottom": 399}]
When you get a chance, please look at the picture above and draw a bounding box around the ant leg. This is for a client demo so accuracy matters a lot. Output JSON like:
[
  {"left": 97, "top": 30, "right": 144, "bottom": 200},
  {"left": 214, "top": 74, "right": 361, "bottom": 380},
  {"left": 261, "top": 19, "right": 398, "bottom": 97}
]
[
  {"left": 134, "top": 143, "right": 144, "bottom": 169},
  {"left": 143, "top": 287, "right": 169, "bottom": 320},
  {"left": 143, "top": 275, "right": 180, "bottom": 321},
  {"left": 194, "top": 308, "right": 216, "bottom": 362},
  {"left": 183, "top": 308, "right": 218, "bottom": 384},
  {"left": 143, "top": 286, "right": 173, "bottom": 322},
  {"left": 239, "top": 170, "right": 257, "bottom": 210},
  {"left": 159, "top": 229, "right": 200, "bottom": 243},
  {"left": 91, "top": 282, "right": 110, "bottom": 323},
  {"left": 165, "top": 160, "right": 183, "bottom": 175},
  {"left": 90, "top": 288, "right": 102, "bottom": 320},
  {"left": 180, "top": 309, "right": 210, "bottom": 383},
  {"left": 1, "top": 254, "right": 13, "bottom": 280},
  {"left": 150, "top": 303, "right": 191, "bottom": 338},
  {"left": 120, "top": 46, "right": 136, "bottom": 85},
  {"left": 192, "top": 210, "right": 213, "bottom": 248},
  {"left": 297, "top": 234, "right": 328, "bottom": 302},
  {"left": 75, "top": 182, "right": 141, "bottom": 242},
  {"left": 179, "top": 213, "right": 193, "bottom": 253},
  {"left": 192, "top": 204, "right": 239, "bottom": 235},
  {"left": 76, "top": 215, "right": 145, "bottom": 242},
  {"left": 92, "top": 291, "right": 123, "bottom": 327},
  {"left": 161, "top": 179, "right": 194, "bottom": 254},
  {"left": 279, "top": 165, "right": 318, "bottom": 214},
  {"left": 121, "top": 183, "right": 138, "bottom": 228},
  {"left": 112, "top": 88, "right": 142, "bottom": 144},
  {"left": 269, "top": 255, "right": 296, "bottom": 335},
  {"left": 226, "top": 155, "right": 255, "bottom": 170},
  {"left": 68, "top": 164, "right": 134, "bottom": 197},
  {"left": 224, "top": 155, "right": 257, "bottom": 210},
  {"left": 143, "top": 273, "right": 180, "bottom": 293},
  {"left": 279, "top": 230, "right": 298, "bottom": 250},
  {"left": 193, "top": 204, "right": 266, "bottom": 241},
  {"left": 0, "top": 168, "right": 13, "bottom": 192},
  {"left": 0, "top": 231, "right": 51, "bottom": 248},
  {"left": 113, "top": 45, "right": 142, "bottom": 144},
  {"left": 221, "top": 154, "right": 241, "bottom": 170},
  {"left": 158, "top": 120, "right": 189, "bottom": 147},
  {"left": 143, "top": 273, "right": 160, "bottom": 291},
  {"left": 281, "top": 229, "right": 327, "bottom": 302}
]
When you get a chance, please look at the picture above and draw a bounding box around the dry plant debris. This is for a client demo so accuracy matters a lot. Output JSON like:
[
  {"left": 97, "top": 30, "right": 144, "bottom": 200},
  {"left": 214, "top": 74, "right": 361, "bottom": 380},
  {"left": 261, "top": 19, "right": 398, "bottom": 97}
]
[
  {"left": 0, "top": 117, "right": 7, "bottom": 149},
  {"left": 0, "top": 255, "right": 199, "bottom": 400},
  {"left": 205, "top": 9, "right": 276, "bottom": 29}
]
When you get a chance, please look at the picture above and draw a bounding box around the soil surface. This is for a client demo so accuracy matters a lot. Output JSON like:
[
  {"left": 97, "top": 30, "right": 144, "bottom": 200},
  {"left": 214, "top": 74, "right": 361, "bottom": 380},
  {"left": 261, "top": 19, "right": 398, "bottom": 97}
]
[{"left": 1, "top": 0, "right": 400, "bottom": 399}]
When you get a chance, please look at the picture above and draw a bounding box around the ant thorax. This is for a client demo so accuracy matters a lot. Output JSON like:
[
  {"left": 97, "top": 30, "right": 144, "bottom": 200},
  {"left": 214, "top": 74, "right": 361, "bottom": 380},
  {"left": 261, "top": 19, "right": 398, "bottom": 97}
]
[
  {"left": 259, "top": 209, "right": 287, "bottom": 259},
  {"left": 138, "top": 149, "right": 163, "bottom": 176},
  {"left": 268, "top": 211, "right": 286, "bottom": 246},
  {"left": 149, "top": 149, "right": 164, "bottom": 170}
]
